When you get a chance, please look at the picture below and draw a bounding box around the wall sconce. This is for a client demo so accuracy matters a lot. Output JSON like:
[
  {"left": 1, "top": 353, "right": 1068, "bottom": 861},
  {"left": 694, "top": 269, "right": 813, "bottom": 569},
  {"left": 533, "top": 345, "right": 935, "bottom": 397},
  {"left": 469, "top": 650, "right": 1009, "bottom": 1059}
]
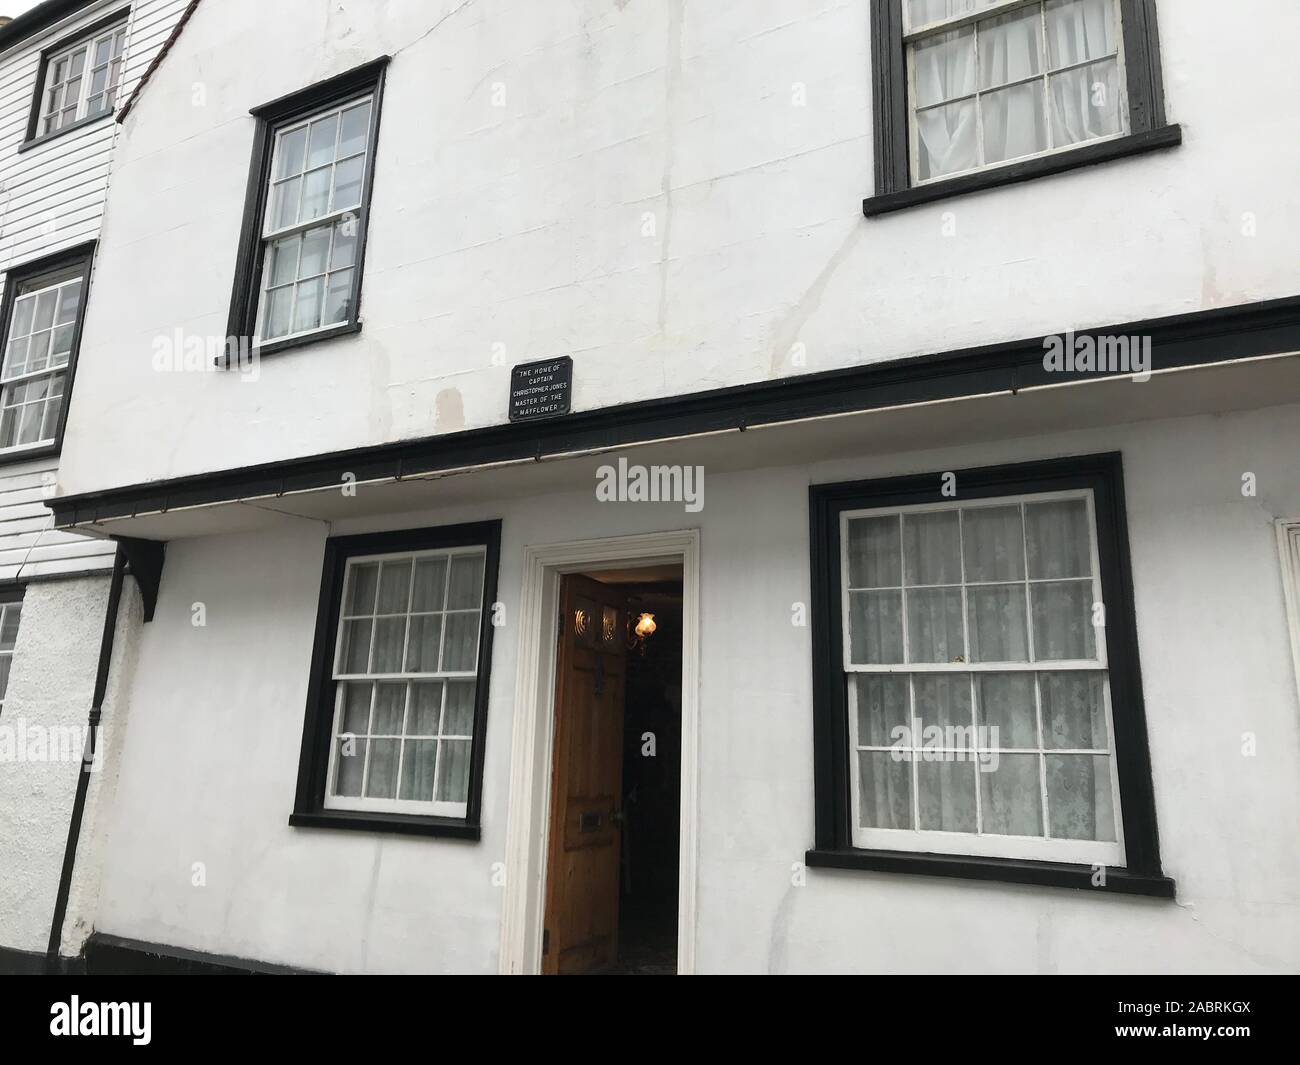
[{"left": 627, "top": 611, "right": 656, "bottom": 650}]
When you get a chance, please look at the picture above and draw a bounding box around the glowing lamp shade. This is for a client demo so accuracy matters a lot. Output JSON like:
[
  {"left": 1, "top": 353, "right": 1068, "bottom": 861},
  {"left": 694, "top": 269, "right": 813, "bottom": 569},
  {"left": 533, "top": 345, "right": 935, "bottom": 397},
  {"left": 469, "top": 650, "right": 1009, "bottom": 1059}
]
[{"left": 634, "top": 612, "right": 657, "bottom": 638}]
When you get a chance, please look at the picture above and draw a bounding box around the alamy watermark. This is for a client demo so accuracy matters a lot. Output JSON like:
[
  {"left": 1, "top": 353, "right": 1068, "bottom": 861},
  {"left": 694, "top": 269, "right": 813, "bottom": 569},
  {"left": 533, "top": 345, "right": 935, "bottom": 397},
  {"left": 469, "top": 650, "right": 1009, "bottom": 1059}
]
[
  {"left": 0, "top": 719, "right": 101, "bottom": 770},
  {"left": 1043, "top": 331, "right": 1151, "bottom": 382},
  {"left": 596, "top": 456, "right": 704, "bottom": 513},
  {"left": 152, "top": 329, "right": 260, "bottom": 381},
  {"left": 889, "top": 717, "right": 1001, "bottom": 772}
]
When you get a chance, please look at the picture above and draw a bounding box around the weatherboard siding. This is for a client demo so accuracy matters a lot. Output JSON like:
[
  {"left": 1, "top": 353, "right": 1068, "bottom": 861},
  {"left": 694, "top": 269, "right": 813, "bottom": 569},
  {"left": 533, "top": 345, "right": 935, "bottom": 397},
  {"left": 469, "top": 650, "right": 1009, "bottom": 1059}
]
[{"left": 0, "top": 0, "right": 189, "bottom": 579}]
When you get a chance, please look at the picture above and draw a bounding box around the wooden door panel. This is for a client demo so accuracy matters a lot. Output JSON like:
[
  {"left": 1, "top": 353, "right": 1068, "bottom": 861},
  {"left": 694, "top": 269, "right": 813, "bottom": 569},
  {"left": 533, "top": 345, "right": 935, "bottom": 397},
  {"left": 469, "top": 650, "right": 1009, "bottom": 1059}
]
[{"left": 543, "top": 574, "right": 628, "bottom": 975}]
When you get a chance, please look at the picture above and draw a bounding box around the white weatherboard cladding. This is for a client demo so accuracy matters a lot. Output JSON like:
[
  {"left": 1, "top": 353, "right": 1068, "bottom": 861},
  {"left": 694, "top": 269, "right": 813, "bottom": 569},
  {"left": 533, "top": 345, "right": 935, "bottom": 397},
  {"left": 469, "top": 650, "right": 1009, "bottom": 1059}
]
[
  {"left": 0, "top": 0, "right": 191, "bottom": 579},
  {"left": 90, "top": 404, "right": 1300, "bottom": 973},
  {"left": 54, "top": 0, "right": 1300, "bottom": 499}
]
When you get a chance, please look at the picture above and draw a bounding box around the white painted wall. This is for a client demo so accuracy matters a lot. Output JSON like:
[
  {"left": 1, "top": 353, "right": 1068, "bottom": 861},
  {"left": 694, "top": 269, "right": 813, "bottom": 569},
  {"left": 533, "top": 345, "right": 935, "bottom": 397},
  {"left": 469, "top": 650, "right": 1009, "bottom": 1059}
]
[
  {"left": 0, "top": 571, "right": 142, "bottom": 956},
  {"left": 0, "top": 0, "right": 191, "bottom": 579},
  {"left": 55, "top": 0, "right": 1300, "bottom": 499},
  {"left": 91, "top": 403, "right": 1300, "bottom": 973}
]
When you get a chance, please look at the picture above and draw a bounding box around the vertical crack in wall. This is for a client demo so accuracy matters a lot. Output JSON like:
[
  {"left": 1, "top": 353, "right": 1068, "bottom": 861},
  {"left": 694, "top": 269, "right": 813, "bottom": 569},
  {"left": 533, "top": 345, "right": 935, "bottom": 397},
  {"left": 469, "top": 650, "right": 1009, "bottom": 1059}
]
[
  {"left": 768, "top": 222, "right": 863, "bottom": 377},
  {"left": 656, "top": 0, "right": 685, "bottom": 370}
]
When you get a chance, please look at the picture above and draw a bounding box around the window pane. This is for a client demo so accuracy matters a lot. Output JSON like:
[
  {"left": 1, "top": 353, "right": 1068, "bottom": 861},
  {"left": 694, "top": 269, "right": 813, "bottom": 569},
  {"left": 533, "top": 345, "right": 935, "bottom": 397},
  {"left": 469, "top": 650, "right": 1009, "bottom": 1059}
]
[
  {"left": 405, "top": 613, "right": 443, "bottom": 672},
  {"left": 847, "top": 516, "right": 900, "bottom": 588},
  {"left": 262, "top": 287, "right": 293, "bottom": 339},
  {"left": 339, "top": 681, "right": 372, "bottom": 734},
  {"left": 299, "top": 168, "right": 332, "bottom": 222},
  {"left": 331, "top": 221, "right": 358, "bottom": 269},
  {"left": 904, "top": 510, "right": 961, "bottom": 585},
  {"left": 913, "top": 673, "right": 972, "bottom": 734},
  {"left": 443, "top": 680, "right": 476, "bottom": 735},
  {"left": 0, "top": 605, "right": 22, "bottom": 651},
  {"left": 441, "top": 612, "right": 480, "bottom": 672},
  {"left": 306, "top": 114, "right": 339, "bottom": 169},
  {"left": 268, "top": 236, "right": 300, "bottom": 287},
  {"left": 436, "top": 739, "right": 472, "bottom": 803},
  {"left": 1040, "top": 671, "right": 1107, "bottom": 748},
  {"left": 56, "top": 281, "right": 82, "bottom": 323},
  {"left": 32, "top": 290, "right": 57, "bottom": 332},
  {"left": 905, "top": 0, "right": 1002, "bottom": 30},
  {"left": 370, "top": 616, "right": 407, "bottom": 673},
  {"left": 1025, "top": 498, "right": 1092, "bottom": 578},
  {"left": 11, "top": 297, "right": 35, "bottom": 337},
  {"left": 966, "top": 583, "right": 1029, "bottom": 662},
  {"left": 447, "top": 553, "right": 485, "bottom": 609},
  {"left": 368, "top": 681, "right": 404, "bottom": 735},
  {"left": 980, "top": 753, "right": 1042, "bottom": 836},
  {"left": 323, "top": 270, "right": 354, "bottom": 326},
  {"left": 275, "top": 125, "right": 308, "bottom": 179},
  {"left": 1045, "top": 0, "right": 1116, "bottom": 68},
  {"left": 408, "top": 681, "right": 443, "bottom": 734},
  {"left": 962, "top": 504, "right": 1024, "bottom": 582},
  {"left": 345, "top": 562, "right": 379, "bottom": 615},
  {"left": 1031, "top": 580, "right": 1095, "bottom": 659},
  {"left": 848, "top": 590, "right": 903, "bottom": 664},
  {"left": 364, "top": 738, "right": 399, "bottom": 798},
  {"left": 916, "top": 97, "right": 977, "bottom": 180},
  {"left": 334, "top": 736, "right": 366, "bottom": 796},
  {"left": 975, "top": 672, "right": 1038, "bottom": 748},
  {"left": 411, "top": 557, "right": 448, "bottom": 612},
  {"left": 979, "top": 6, "right": 1042, "bottom": 88},
  {"left": 905, "top": 587, "right": 964, "bottom": 663},
  {"left": 1049, "top": 57, "right": 1121, "bottom": 147},
  {"left": 982, "top": 79, "right": 1047, "bottom": 164},
  {"left": 377, "top": 560, "right": 412, "bottom": 613},
  {"left": 918, "top": 759, "right": 977, "bottom": 832},
  {"left": 1046, "top": 754, "right": 1115, "bottom": 840},
  {"left": 854, "top": 674, "right": 909, "bottom": 747},
  {"left": 298, "top": 226, "right": 331, "bottom": 279},
  {"left": 338, "top": 102, "right": 372, "bottom": 157},
  {"left": 340, "top": 618, "right": 372, "bottom": 673},
  {"left": 269, "top": 177, "right": 301, "bottom": 230},
  {"left": 912, "top": 26, "right": 976, "bottom": 108},
  {"left": 858, "top": 751, "right": 912, "bottom": 829},
  {"left": 331, "top": 155, "right": 365, "bottom": 212},
  {"left": 291, "top": 276, "right": 324, "bottom": 333},
  {"left": 399, "top": 739, "right": 437, "bottom": 801}
]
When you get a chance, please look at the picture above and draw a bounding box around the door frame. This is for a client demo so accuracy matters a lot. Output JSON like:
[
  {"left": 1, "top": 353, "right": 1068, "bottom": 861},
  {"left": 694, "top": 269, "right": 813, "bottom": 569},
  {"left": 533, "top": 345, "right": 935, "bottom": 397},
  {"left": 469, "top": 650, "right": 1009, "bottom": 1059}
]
[{"left": 499, "top": 529, "right": 700, "bottom": 974}]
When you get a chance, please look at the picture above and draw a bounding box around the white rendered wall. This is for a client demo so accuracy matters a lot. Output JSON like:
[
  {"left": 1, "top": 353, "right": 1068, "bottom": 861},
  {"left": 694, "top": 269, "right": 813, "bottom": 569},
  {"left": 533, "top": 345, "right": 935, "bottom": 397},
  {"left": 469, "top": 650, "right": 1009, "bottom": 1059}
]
[
  {"left": 56, "top": 0, "right": 1300, "bottom": 498},
  {"left": 0, "top": 572, "right": 141, "bottom": 956},
  {"left": 90, "top": 403, "right": 1300, "bottom": 973}
]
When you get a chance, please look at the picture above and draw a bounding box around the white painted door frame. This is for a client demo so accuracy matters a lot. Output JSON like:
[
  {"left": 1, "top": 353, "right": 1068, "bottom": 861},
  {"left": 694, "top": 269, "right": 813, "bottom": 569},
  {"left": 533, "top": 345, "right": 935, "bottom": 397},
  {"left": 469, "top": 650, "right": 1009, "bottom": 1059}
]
[{"left": 498, "top": 529, "right": 700, "bottom": 974}]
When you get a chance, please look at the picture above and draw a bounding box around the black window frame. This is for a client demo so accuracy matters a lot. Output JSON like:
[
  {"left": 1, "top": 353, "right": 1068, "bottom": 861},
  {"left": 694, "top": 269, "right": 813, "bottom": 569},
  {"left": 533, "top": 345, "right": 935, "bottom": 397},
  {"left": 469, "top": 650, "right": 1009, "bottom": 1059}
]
[
  {"left": 0, "top": 582, "right": 26, "bottom": 720},
  {"left": 20, "top": 7, "right": 131, "bottom": 153},
  {"left": 805, "top": 452, "right": 1175, "bottom": 898},
  {"left": 0, "top": 241, "right": 96, "bottom": 467},
  {"left": 290, "top": 519, "right": 501, "bottom": 840},
  {"left": 226, "top": 56, "right": 389, "bottom": 361},
  {"left": 865, "top": 0, "right": 1181, "bottom": 216}
]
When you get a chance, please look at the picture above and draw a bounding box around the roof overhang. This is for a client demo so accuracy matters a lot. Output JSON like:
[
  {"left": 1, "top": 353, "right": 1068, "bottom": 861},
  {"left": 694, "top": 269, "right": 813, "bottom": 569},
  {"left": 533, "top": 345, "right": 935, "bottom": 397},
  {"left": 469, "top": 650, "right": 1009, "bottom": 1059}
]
[{"left": 48, "top": 294, "right": 1300, "bottom": 540}]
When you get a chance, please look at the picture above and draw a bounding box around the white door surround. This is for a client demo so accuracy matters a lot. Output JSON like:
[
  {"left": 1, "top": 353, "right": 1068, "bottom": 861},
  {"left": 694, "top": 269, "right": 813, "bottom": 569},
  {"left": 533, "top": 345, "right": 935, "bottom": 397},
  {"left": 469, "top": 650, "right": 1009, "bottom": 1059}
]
[{"left": 498, "top": 529, "right": 701, "bottom": 975}]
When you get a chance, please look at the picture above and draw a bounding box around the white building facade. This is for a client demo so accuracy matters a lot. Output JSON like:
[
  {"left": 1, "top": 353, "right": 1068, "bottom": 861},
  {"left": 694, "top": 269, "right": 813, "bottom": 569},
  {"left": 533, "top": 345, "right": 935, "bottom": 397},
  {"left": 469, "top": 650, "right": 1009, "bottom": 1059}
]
[{"left": 6, "top": 0, "right": 1300, "bottom": 973}]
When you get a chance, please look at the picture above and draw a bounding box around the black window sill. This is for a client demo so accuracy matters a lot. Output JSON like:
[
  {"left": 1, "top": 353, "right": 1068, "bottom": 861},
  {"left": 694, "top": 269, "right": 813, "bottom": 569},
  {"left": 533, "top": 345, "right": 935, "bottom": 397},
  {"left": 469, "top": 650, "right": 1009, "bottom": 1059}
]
[
  {"left": 289, "top": 808, "right": 481, "bottom": 840},
  {"left": 805, "top": 847, "right": 1176, "bottom": 899},
  {"left": 219, "top": 320, "right": 362, "bottom": 365},
  {"left": 19, "top": 110, "right": 114, "bottom": 153},
  {"left": 863, "top": 124, "right": 1183, "bottom": 218},
  {"left": 0, "top": 442, "right": 60, "bottom": 469}
]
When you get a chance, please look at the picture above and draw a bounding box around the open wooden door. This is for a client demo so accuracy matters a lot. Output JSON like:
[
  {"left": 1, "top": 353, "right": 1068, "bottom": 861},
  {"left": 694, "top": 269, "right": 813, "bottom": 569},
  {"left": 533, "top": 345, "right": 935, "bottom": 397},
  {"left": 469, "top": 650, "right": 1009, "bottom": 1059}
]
[{"left": 542, "top": 574, "right": 628, "bottom": 974}]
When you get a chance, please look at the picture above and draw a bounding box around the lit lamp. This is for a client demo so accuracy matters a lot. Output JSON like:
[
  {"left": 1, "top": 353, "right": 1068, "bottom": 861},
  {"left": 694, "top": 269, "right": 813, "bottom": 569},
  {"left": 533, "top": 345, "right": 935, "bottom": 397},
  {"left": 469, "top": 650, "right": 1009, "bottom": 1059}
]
[{"left": 627, "top": 611, "right": 657, "bottom": 650}]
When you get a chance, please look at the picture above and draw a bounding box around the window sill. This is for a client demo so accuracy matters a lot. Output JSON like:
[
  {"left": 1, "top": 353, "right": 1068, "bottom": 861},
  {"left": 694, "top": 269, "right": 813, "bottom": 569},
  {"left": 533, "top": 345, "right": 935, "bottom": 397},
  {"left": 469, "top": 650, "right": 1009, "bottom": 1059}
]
[
  {"left": 862, "top": 124, "right": 1183, "bottom": 218},
  {"left": 804, "top": 847, "right": 1176, "bottom": 899},
  {"left": 18, "top": 110, "right": 114, "bottom": 153},
  {"left": 221, "top": 320, "right": 362, "bottom": 365},
  {"left": 0, "top": 441, "right": 60, "bottom": 469},
  {"left": 289, "top": 808, "right": 480, "bottom": 840}
]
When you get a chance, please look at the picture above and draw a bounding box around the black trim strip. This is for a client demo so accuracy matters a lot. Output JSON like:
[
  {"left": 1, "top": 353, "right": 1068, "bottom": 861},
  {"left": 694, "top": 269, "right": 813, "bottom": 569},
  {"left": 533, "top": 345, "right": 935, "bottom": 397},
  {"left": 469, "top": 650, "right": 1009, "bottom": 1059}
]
[
  {"left": 82, "top": 932, "right": 320, "bottom": 974},
  {"left": 49, "top": 294, "right": 1300, "bottom": 529},
  {"left": 45, "top": 544, "right": 125, "bottom": 970},
  {"left": 805, "top": 848, "right": 1176, "bottom": 898}
]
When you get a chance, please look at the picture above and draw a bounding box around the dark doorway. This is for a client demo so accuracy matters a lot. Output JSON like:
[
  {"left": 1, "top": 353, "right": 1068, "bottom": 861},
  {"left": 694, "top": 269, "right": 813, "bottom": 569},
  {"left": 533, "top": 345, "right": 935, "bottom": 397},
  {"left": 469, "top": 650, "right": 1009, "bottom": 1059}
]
[{"left": 541, "top": 567, "right": 682, "bottom": 975}]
